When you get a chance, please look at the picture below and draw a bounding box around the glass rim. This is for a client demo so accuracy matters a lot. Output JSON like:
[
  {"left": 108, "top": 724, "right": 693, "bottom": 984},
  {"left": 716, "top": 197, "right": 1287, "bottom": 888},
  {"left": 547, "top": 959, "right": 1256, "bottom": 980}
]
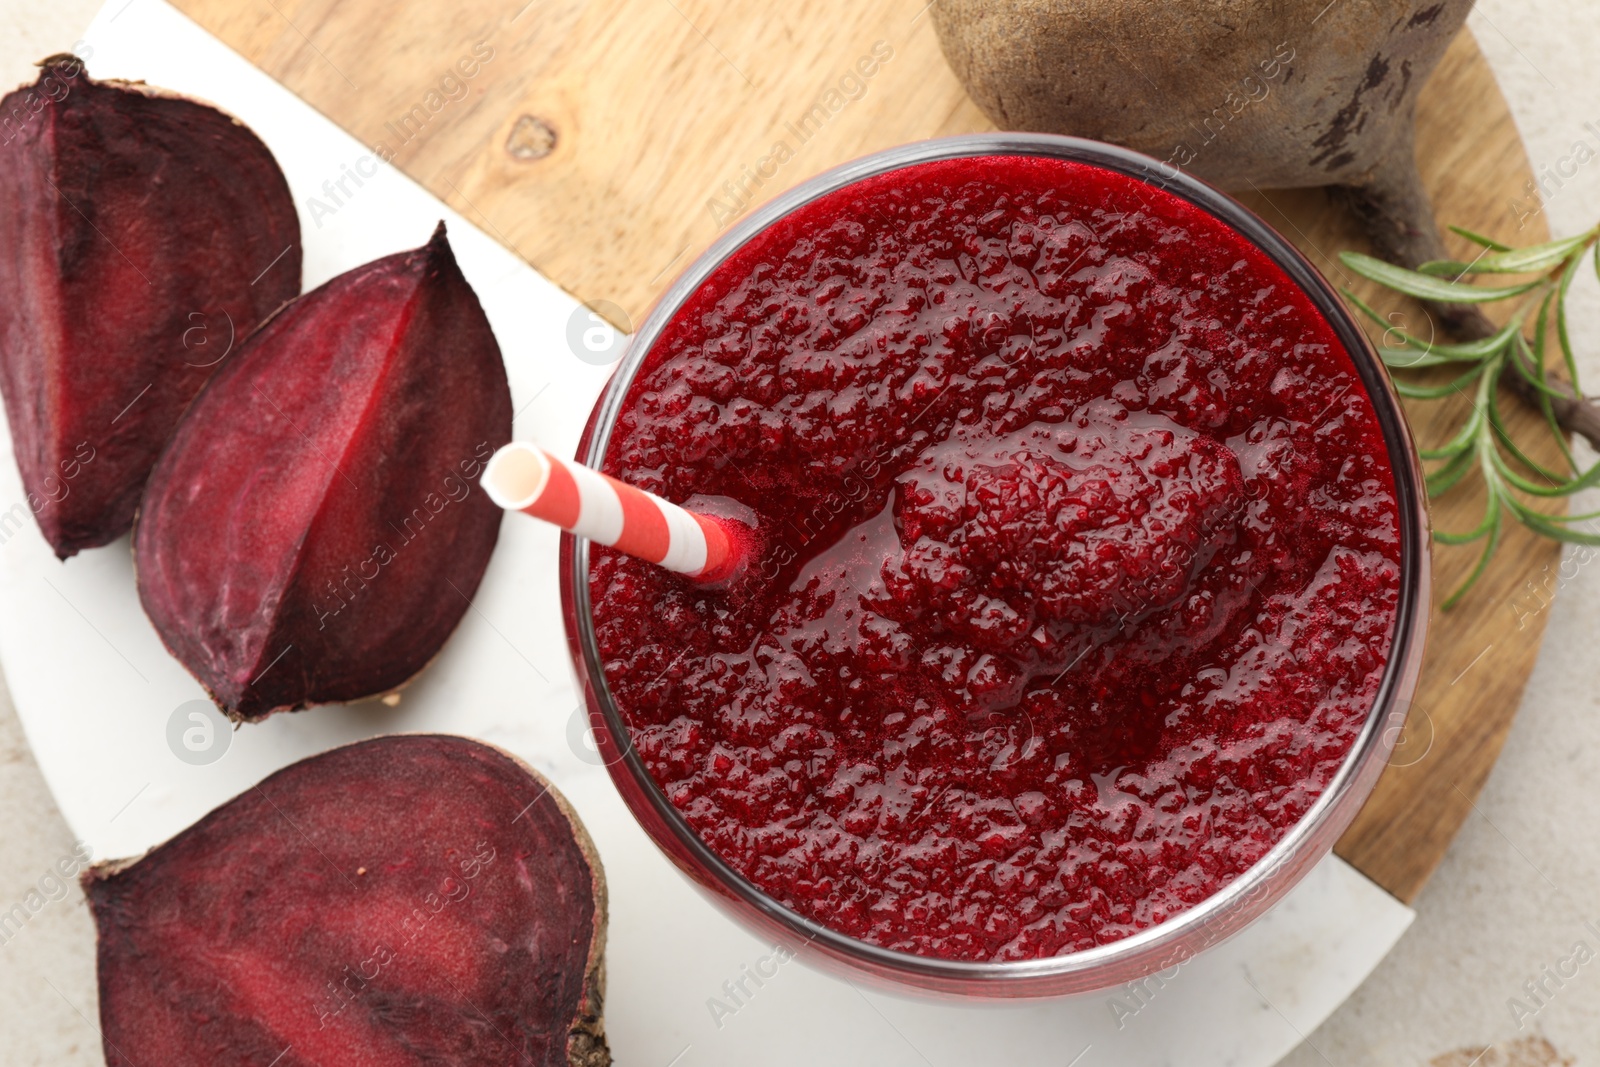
[{"left": 564, "top": 132, "right": 1430, "bottom": 986}]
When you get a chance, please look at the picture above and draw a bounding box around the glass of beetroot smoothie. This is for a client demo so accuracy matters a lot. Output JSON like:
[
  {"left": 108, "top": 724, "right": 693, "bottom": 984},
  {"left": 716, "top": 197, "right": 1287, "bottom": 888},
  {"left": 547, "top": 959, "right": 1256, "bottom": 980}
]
[{"left": 560, "top": 134, "right": 1429, "bottom": 997}]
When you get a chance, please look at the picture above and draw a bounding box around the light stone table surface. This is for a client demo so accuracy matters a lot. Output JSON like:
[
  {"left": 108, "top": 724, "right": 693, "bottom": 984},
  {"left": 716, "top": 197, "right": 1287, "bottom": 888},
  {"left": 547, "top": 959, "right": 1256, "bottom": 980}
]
[{"left": 0, "top": 2, "right": 1597, "bottom": 1065}]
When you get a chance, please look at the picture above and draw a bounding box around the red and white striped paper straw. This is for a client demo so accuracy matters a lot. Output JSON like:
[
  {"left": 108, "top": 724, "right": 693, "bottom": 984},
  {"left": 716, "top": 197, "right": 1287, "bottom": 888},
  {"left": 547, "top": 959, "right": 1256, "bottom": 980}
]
[{"left": 482, "top": 442, "right": 740, "bottom": 581}]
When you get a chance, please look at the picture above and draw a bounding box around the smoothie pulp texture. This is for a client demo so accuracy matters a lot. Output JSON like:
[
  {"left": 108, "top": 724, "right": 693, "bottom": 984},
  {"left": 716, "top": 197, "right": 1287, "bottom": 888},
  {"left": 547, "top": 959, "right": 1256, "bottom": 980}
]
[{"left": 589, "top": 155, "right": 1400, "bottom": 961}]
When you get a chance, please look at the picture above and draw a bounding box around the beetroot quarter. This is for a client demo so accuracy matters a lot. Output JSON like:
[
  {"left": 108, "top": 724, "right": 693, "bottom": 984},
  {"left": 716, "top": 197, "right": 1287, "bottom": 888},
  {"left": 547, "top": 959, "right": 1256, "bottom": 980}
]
[
  {"left": 135, "top": 223, "right": 512, "bottom": 721},
  {"left": 83, "top": 735, "right": 610, "bottom": 1067},
  {"left": 0, "top": 55, "right": 301, "bottom": 557}
]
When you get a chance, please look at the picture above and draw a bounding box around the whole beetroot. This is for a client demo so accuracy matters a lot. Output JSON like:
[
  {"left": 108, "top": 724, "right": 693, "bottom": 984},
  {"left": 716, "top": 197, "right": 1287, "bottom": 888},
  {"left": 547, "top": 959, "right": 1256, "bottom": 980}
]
[
  {"left": 84, "top": 735, "right": 610, "bottom": 1067},
  {"left": 929, "top": 1, "right": 1600, "bottom": 448},
  {"left": 135, "top": 223, "right": 512, "bottom": 721},
  {"left": 931, "top": 1, "right": 1473, "bottom": 310},
  {"left": 0, "top": 54, "right": 300, "bottom": 557}
]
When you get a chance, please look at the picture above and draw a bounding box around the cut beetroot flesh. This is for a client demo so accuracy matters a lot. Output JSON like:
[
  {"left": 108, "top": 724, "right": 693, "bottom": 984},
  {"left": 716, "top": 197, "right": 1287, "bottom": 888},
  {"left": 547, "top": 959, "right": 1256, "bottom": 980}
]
[
  {"left": 134, "top": 223, "right": 512, "bottom": 721},
  {"left": 84, "top": 734, "right": 610, "bottom": 1067},
  {"left": 0, "top": 55, "right": 301, "bottom": 557}
]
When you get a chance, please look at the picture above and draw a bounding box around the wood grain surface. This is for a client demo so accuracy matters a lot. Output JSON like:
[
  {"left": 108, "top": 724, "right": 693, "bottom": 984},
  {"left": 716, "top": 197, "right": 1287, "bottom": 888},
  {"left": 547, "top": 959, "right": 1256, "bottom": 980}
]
[{"left": 165, "top": 0, "right": 1561, "bottom": 904}]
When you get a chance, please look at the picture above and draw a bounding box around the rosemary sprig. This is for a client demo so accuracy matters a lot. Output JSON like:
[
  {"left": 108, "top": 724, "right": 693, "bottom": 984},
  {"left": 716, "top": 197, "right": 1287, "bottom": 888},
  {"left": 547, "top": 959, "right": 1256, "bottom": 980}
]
[{"left": 1338, "top": 223, "right": 1600, "bottom": 608}]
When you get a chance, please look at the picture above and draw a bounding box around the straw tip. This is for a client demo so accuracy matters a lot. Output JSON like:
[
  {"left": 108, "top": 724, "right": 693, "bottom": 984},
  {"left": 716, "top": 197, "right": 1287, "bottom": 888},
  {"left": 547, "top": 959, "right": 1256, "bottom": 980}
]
[
  {"left": 482, "top": 442, "right": 551, "bottom": 511},
  {"left": 690, "top": 513, "right": 761, "bottom": 585}
]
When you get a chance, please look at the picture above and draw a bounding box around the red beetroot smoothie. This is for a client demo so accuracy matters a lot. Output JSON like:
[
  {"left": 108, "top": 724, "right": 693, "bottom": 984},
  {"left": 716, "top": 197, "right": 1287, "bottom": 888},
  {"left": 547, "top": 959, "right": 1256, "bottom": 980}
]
[{"left": 590, "top": 155, "right": 1400, "bottom": 961}]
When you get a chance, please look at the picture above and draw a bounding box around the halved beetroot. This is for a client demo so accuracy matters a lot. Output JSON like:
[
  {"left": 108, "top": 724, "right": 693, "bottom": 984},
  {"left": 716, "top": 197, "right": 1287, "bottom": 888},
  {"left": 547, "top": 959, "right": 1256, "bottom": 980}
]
[
  {"left": 135, "top": 223, "right": 512, "bottom": 721},
  {"left": 83, "top": 734, "right": 610, "bottom": 1067},
  {"left": 0, "top": 55, "right": 300, "bottom": 557}
]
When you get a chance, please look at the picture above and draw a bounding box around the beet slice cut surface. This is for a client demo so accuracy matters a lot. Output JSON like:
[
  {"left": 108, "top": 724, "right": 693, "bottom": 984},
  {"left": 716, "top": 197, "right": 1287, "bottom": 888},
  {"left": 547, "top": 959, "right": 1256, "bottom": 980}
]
[
  {"left": 84, "top": 734, "right": 610, "bottom": 1067},
  {"left": 0, "top": 55, "right": 301, "bottom": 557},
  {"left": 135, "top": 223, "right": 512, "bottom": 721}
]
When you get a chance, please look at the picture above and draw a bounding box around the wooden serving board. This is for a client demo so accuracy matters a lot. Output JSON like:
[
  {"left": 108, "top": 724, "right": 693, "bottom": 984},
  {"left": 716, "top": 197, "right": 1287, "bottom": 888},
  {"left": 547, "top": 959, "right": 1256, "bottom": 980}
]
[{"left": 166, "top": 0, "right": 1559, "bottom": 905}]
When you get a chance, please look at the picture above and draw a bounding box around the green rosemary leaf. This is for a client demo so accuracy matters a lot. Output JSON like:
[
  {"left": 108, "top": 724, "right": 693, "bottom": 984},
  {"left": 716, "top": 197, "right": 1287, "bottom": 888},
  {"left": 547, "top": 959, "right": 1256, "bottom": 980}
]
[
  {"left": 1393, "top": 365, "right": 1486, "bottom": 400},
  {"left": 1539, "top": 388, "right": 1578, "bottom": 472},
  {"left": 1521, "top": 452, "right": 1600, "bottom": 496},
  {"left": 1414, "top": 261, "right": 1476, "bottom": 277},
  {"left": 1345, "top": 288, "right": 1519, "bottom": 357},
  {"left": 1340, "top": 252, "right": 1544, "bottom": 303},
  {"left": 1426, "top": 320, "right": 1523, "bottom": 359},
  {"left": 1440, "top": 482, "right": 1503, "bottom": 610},
  {"left": 1380, "top": 324, "right": 1518, "bottom": 365},
  {"left": 1530, "top": 292, "right": 1580, "bottom": 470},
  {"left": 1448, "top": 225, "right": 1513, "bottom": 251},
  {"left": 1344, "top": 289, "right": 1427, "bottom": 346},
  {"left": 1426, "top": 448, "right": 1478, "bottom": 497},
  {"left": 1557, "top": 250, "right": 1585, "bottom": 392},
  {"left": 1510, "top": 316, "right": 1561, "bottom": 391},
  {"left": 1487, "top": 381, "right": 1571, "bottom": 486},
  {"left": 1503, "top": 496, "right": 1600, "bottom": 545},
  {"left": 1511, "top": 331, "right": 1572, "bottom": 400},
  {"left": 1418, "top": 401, "right": 1484, "bottom": 461},
  {"left": 1434, "top": 481, "right": 1501, "bottom": 544},
  {"left": 1341, "top": 226, "right": 1600, "bottom": 607},
  {"left": 1381, "top": 349, "right": 1464, "bottom": 369},
  {"left": 1418, "top": 231, "right": 1592, "bottom": 277},
  {"left": 1528, "top": 503, "right": 1600, "bottom": 524},
  {"left": 1487, "top": 446, "right": 1588, "bottom": 497}
]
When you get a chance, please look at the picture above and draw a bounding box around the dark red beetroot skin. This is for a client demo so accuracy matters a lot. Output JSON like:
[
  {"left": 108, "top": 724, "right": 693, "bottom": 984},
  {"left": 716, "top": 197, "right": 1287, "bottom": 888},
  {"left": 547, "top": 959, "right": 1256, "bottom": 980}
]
[
  {"left": 0, "top": 55, "right": 301, "bottom": 558},
  {"left": 134, "top": 223, "right": 512, "bottom": 721},
  {"left": 83, "top": 735, "right": 610, "bottom": 1067}
]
